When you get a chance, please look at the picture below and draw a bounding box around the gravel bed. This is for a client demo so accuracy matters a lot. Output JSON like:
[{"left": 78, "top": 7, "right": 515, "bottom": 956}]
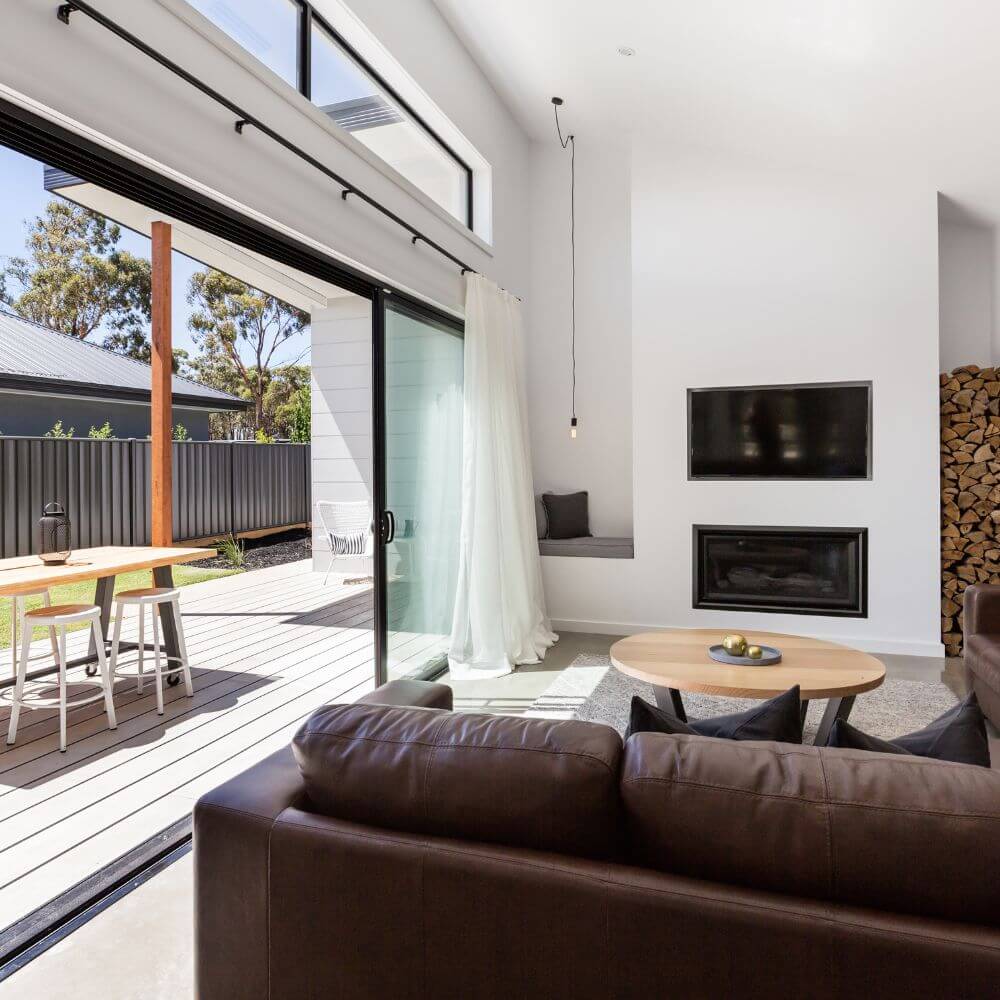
[{"left": 193, "top": 529, "right": 311, "bottom": 571}]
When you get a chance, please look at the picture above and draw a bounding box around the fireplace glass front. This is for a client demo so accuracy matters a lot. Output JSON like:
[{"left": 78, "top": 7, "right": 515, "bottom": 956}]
[{"left": 693, "top": 526, "right": 867, "bottom": 617}]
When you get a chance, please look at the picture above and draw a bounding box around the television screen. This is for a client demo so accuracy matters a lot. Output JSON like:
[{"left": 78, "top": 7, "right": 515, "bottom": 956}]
[{"left": 688, "top": 382, "right": 871, "bottom": 479}]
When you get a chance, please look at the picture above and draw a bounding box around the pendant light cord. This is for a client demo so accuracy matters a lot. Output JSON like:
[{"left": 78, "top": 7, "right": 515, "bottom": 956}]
[{"left": 554, "top": 100, "right": 577, "bottom": 426}]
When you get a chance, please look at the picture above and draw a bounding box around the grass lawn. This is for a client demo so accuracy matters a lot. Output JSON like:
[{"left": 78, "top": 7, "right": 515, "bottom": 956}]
[{"left": 0, "top": 563, "right": 241, "bottom": 650}]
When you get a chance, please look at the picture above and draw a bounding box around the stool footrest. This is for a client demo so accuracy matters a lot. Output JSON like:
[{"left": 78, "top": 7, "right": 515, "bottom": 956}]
[{"left": 17, "top": 684, "right": 112, "bottom": 711}]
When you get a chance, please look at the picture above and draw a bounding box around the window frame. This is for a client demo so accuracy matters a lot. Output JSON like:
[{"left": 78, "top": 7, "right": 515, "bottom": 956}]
[{"left": 298, "top": 3, "right": 473, "bottom": 230}]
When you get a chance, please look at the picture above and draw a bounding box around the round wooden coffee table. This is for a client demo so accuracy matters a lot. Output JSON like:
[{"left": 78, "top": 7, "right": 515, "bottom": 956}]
[{"left": 610, "top": 628, "right": 885, "bottom": 745}]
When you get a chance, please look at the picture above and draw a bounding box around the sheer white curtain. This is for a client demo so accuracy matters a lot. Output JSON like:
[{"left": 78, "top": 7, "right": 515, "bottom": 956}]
[{"left": 448, "top": 274, "right": 558, "bottom": 678}]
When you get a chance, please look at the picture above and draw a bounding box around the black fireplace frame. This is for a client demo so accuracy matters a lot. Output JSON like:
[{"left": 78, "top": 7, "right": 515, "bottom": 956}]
[{"left": 692, "top": 525, "right": 868, "bottom": 618}]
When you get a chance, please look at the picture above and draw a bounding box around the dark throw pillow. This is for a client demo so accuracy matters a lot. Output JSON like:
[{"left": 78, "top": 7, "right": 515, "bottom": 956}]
[
  {"left": 625, "top": 686, "right": 803, "bottom": 745},
  {"left": 542, "top": 491, "right": 591, "bottom": 539},
  {"left": 826, "top": 692, "right": 991, "bottom": 767}
]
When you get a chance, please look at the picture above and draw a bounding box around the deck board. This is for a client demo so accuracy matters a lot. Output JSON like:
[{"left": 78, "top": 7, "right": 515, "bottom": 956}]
[{"left": 0, "top": 559, "right": 375, "bottom": 937}]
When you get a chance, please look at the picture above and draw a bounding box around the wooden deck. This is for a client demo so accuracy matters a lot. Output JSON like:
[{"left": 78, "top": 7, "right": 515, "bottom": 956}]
[{"left": 0, "top": 559, "right": 375, "bottom": 942}]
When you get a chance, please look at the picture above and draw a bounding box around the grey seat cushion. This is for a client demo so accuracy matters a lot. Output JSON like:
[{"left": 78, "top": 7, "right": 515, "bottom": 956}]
[{"left": 539, "top": 536, "right": 634, "bottom": 559}]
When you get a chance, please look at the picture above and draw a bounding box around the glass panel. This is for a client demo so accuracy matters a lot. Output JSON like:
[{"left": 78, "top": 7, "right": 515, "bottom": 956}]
[
  {"left": 311, "top": 22, "right": 470, "bottom": 225},
  {"left": 384, "top": 301, "right": 463, "bottom": 680},
  {"left": 186, "top": 0, "right": 299, "bottom": 86}
]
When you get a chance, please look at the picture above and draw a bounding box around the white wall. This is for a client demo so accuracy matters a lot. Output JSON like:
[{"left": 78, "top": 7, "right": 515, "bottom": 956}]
[
  {"left": 526, "top": 142, "right": 633, "bottom": 536},
  {"left": 939, "top": 219, "right": 994, "bottom": 371},
  {"left": 540, "top": 145, "right": 943, "bottom": 656}
]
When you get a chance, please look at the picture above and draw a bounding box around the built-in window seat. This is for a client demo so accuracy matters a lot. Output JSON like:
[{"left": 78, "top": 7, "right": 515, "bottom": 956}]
[
  {"left": 535, "top": 493, "right": 633, "bottom": 559},
  {"left": 538, "top": 536, "right": 634, "bottom": 559}
]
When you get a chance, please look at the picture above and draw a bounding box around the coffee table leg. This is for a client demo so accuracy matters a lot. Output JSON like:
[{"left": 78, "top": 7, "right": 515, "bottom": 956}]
[
  {"left": 815, "top": 695, "right": 855, "bottom": 746},
  {"left": 654, "top": 686, "right": 688, "bottom": 723}
]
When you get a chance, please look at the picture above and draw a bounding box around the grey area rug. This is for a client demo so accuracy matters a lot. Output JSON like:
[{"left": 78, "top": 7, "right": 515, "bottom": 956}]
[{"left": 528, "top": 654, "right": 960, "bottom": 743}]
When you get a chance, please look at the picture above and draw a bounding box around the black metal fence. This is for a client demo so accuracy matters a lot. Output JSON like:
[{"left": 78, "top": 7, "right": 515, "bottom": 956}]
[{"left": 0, "top": 438, "right": 311, "bottom": 558}]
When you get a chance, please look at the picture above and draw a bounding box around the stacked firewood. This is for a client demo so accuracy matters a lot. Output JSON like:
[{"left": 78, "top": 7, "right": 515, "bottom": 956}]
[{"left": 941, "top": 364, "right": 1000, "bottom": 656}]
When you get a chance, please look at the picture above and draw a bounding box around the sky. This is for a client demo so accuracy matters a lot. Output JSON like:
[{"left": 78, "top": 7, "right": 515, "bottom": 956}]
[{"left": 0, "top": 144, "right": 310, "bottom": 367}]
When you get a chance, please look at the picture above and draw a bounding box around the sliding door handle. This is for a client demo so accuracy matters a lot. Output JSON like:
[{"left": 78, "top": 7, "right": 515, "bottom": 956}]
[{"left": 381, "top": 510, "right": 396, "bottom": 545}]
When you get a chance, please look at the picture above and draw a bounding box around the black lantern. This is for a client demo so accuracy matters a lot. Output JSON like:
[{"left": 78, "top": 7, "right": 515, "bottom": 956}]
[{"left": 37, "top": 502, "right": 72, "bottom": 565}]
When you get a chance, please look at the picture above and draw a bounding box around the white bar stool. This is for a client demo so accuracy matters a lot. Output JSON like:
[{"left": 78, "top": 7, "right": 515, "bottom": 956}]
[
  {"left": 8, "top": 588, "right": 59, "bottom": 681},
  {"left": 109, "top": 588, "right": 192, "bottom": 716},
  {"left": 7, "top": 603, "right": 117, "bottom": 752}
]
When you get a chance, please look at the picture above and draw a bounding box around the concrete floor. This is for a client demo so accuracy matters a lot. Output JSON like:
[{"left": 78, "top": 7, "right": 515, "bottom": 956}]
[{"left": 0, "top": 637, "right": 979, "bottom": 999}]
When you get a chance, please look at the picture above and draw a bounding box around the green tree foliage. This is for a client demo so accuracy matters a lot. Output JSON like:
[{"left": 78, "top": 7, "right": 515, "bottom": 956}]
[
  {"left": 173, "top": 423, "right": 189, "bottom": 442},
  {"left": 187, "top": 271, "right": 308, "bottom": 436},
  {"left": 88, "top": 421, "right": 113, "bottom": 439},
  {"left": 45, "top": 420, "right": 74, "bottom": 438},
  {"left": 0, "top": 200, "right": 150, "bottom": 345},
  {"left": 285, "top": 385, "right": 311, "bottom": 443}
]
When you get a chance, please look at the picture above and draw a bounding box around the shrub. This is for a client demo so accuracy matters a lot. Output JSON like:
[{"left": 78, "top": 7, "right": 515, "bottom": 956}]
[
  {"left": 216, "top": 534, "right": 246, "bottom": 569},
  {"left": 45, "top": 420, "right": 74, "bottom": 438}
]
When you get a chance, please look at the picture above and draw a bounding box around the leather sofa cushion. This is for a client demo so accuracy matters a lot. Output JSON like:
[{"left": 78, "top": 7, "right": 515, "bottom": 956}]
[
  {"left": 293, "top": 703, "right": 623, "bottom": 859},
  {"left": 622, "top": 731, "right": 1000, "bottom": 926}
]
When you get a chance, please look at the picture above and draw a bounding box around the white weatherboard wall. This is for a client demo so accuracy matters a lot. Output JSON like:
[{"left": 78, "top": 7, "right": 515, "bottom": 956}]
[
  {"left": 540, "top": 145, "right": 943, "bottom": 656},
  {"left": 311, "top": 297, "right": 373, "bottom": 575},
  {"left": 526, "top": 142, "right": 633, "bottom": 536},
  {"left": 939, "top": 219, "right": 994, "bottom": 371}
]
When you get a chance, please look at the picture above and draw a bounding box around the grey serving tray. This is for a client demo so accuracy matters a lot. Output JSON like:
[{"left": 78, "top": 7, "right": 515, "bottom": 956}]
[{"left": 708, "top": 644, "right": 782, "bottom": 666}]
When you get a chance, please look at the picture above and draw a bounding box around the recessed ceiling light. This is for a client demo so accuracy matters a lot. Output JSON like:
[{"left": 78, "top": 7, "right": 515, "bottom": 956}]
[{"left": 617, "top": 46, "right": 636, "bottom": 56}]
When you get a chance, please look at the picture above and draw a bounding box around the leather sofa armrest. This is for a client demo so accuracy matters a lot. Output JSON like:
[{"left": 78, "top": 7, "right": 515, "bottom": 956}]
[
  {"left": 357, "top": 678, "right": 453, "bottom": 711},
  {"left": 195, "top": 680, "right": 452, "bottom": 999},
  {"left": 965, "top": 584, "right": 1000, "bottom": 636},
  {"left": 195, "top": 746, "right": 305, "bottom": 1000}
]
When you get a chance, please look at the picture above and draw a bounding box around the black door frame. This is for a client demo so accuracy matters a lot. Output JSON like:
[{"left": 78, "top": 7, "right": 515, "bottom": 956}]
[
  {"left": 372, "top": 292, "right": 465, "bottom": 685},
  {"left": 0, "top": 96, "right": 463, "bottom": 963}
]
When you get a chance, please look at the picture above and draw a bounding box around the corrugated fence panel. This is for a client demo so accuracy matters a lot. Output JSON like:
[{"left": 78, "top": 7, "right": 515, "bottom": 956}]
[
  {"left": 0, "top": 438, "right": 310, "bottom": 558},
  {"left": 172, "top": 442, "right": 234, "bottom": 541}
]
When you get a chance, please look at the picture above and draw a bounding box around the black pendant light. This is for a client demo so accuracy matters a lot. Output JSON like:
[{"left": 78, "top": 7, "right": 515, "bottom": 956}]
[{"left": 552, "top": 97, "right": 577, "bottom": 439}]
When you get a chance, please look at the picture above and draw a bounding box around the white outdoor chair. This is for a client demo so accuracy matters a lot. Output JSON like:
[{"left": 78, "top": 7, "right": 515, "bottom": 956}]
[{"left": 316, "top": 501, "right": 374, "bottom": 585}]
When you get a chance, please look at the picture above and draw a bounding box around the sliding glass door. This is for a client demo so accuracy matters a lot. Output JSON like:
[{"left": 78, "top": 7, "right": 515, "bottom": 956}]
[{"left": 376, "top": 295, "right": 464, "bottom": 681}]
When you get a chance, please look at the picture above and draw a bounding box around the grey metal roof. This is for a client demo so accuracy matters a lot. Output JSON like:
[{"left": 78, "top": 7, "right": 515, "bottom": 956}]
[{"left": 0, "top": 309, "right": 248, "bottom": 411}]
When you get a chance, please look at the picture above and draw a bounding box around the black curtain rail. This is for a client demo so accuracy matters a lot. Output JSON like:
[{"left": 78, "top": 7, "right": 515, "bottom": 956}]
[{"left": 55, "top": 1, "right": 478, "bottom": 276}]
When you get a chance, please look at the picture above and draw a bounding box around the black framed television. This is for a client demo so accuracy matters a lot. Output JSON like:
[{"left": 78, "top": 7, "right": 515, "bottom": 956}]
[{"left": 688, "top": 381, "right": 872, "bottom": 480}]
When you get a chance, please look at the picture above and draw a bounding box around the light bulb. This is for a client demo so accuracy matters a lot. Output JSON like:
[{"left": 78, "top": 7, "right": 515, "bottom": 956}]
[{"left": 570, "top": 417, "right": 578, "bottom": 439}]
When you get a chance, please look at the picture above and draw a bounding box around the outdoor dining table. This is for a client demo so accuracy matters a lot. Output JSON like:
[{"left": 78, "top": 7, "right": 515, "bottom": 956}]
[{"left": 0, "top": 545, "right": 214, "bottom": 689}]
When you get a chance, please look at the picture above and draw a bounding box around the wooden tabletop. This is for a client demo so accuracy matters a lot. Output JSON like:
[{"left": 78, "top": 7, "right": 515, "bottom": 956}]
[
  {"left": 610, "top": 628, "right": 885, "bottom": 700},
  {"left": 0, "top": 546, "right": 216, "bottom": 597}
]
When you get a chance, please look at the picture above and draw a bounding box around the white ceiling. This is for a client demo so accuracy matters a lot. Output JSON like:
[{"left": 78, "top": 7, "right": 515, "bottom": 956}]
[{"left": 432, "top": 0, "right": 1000, "bottom": 226}]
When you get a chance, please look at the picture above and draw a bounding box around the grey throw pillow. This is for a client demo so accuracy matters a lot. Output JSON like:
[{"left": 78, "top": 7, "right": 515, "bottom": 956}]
[
  {"left": 826, "top": 692, "right": 990, "bottom": 766},
  {"left": 535, "top": 496, "right": 548, "bottom": 539},
  {"left": 625, "top": 687, "right": 803, "bottom": 745},
  {"left": 542, "top": 491, "right": 591, "bottom": 539}
]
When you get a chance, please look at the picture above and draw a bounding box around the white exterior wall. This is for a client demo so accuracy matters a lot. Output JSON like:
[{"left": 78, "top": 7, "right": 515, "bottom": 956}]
[{"left": 311, "top": 297, "right": 373, "bottom": 576}]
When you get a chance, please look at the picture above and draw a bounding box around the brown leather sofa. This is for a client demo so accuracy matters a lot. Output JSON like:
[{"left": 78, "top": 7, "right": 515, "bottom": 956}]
[
  {"left": 195, "top": 678, "right": 1000, "bottom": 999},
  {"left": 964, "top": 583, "right": 1000, "bottom": 727}
]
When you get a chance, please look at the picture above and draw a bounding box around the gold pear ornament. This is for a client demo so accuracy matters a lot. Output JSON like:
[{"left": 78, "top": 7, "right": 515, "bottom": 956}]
[
  {"left": 722, "top": 633, "right": 748, "bottom": 656},
  {"left": 746, "top": 645, "right": 763, "bottom": 660}
]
